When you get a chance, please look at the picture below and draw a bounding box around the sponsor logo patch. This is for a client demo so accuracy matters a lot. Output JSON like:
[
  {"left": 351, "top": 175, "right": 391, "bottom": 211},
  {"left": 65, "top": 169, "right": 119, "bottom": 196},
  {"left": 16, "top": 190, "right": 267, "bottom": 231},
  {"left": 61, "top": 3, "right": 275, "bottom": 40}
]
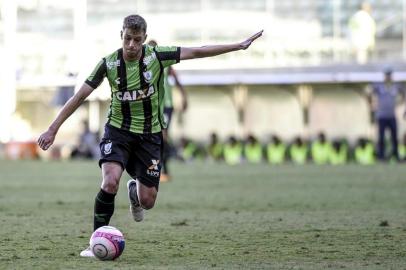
[
  {"left": 115, "top": 86, "right": 155, "bottom": 101},
  {"left": 143, "top": 52, "right": 156, "bottom": 66},
  {"left": 106, "top": 60, "right": 120, "bottom": 70},
  {"left": 146, "top": 159, "right": 160, "bottom": 177}
]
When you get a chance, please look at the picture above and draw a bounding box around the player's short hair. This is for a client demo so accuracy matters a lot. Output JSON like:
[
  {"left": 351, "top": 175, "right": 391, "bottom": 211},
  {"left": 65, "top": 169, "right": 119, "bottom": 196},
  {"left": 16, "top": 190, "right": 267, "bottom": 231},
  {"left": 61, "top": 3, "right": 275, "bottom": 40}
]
[{"left": 123, "top": 15, "right": 147, "bottom": 33}]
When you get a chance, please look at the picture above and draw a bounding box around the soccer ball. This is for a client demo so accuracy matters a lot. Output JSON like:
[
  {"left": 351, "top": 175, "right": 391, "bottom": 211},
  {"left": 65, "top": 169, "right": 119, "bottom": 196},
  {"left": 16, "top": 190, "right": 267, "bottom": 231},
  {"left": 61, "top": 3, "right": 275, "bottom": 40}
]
[{"left": 90, "top": 226, "right": 125, "bottom": 260}]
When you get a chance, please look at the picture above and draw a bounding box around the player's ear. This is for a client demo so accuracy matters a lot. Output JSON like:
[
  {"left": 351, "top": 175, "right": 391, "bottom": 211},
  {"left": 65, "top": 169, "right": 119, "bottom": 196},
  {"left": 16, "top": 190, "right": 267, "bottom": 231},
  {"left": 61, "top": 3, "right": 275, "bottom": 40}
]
[
  {"left": 143, "top": 34, "right": 148, "bottom": 43},
  {"left": 120, "top": 30, "right": 123, "bottom": 40}
]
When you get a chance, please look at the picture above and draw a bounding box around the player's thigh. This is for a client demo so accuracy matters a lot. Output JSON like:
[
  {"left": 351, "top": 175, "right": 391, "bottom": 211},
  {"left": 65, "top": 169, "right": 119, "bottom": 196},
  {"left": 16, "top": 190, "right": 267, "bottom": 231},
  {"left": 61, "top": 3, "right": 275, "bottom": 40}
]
[
  {"left": 101, "top": 161, "right": 124, "bottom": 182},
  {"left": 99, "top": 124, "right": 132, "bottom": 170},
  {"left": 126, "top": 132, "right": 162, "bottom": 190},
  {"left": 99, "top": 125, "right": 133, "bottom": 192},
  {"left": 101, "top": 162, "right": 124, "bottom": 193}
]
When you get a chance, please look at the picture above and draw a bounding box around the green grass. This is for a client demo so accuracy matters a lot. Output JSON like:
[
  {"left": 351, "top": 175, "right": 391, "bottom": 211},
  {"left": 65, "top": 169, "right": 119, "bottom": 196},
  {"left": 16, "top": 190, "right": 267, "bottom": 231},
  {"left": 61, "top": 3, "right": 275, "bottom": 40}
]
[{"left": 0, "top": 160, "right": 406, "bottom": 269}]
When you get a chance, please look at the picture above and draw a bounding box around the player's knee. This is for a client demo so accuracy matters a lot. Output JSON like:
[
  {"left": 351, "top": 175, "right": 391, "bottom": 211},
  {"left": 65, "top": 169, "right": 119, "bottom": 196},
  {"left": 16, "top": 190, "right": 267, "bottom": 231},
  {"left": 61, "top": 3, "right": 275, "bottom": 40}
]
[
  {"left": 139, "top": 193, "right": 156, "bottom": 210},
  {"left": 101, "top": 171, "right": 120, "bottom": 193},
  {"left": 102, "top": 180, "right": 119, "bottom": 194}
]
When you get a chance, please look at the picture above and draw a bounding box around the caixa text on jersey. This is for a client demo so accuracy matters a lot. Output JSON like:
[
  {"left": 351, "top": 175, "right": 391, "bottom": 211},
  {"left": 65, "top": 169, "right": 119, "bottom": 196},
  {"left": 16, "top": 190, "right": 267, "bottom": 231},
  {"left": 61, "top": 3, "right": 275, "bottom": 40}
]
[{"left": 115, "top": 86, "right": 155, "bottom": 101}]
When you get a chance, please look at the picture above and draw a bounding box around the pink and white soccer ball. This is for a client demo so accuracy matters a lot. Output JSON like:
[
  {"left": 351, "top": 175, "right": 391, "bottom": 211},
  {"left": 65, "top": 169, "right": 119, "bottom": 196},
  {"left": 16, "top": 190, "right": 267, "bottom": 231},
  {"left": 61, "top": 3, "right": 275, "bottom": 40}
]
[{"left": 90, "top": 226, "right": 125, "bottom": 260}]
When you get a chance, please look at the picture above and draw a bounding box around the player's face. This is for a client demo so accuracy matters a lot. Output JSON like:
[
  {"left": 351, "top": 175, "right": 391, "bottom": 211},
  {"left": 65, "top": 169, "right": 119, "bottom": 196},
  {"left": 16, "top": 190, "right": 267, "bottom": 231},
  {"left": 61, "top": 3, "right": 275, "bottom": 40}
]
[{"left": 122, "top": 28, "right": 147, "bottom": 61}]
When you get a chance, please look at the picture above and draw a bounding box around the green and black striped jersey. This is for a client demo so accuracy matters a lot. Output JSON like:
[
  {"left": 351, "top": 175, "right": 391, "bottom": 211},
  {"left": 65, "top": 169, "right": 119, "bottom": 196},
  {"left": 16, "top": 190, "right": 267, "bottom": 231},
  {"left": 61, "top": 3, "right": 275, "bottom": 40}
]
[{"left": 86, "top": 45, "right": 180, "bottom": 134}]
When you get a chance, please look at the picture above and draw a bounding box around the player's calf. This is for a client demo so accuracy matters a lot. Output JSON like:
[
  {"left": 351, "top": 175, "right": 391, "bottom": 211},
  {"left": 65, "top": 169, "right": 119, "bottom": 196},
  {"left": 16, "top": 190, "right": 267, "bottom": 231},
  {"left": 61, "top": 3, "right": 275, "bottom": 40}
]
[
  {"left": 127, "top": 179, "right": 144, "bottom": 222},
  {"left": 138, "top": 192, "right": 156, "bottom": 209}
]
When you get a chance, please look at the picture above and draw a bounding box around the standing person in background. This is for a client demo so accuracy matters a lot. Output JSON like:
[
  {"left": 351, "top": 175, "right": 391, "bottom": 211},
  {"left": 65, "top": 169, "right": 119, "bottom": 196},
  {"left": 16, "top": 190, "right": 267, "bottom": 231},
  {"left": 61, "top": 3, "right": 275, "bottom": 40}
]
[
  {"left": 368, "top": 67, "right": 405, "bottom": 161},
  {"left": 37, "top": 14, "right": 263, "bottom": 257},
  {"left": 147, "top": 39, "right": 188, "bottom": 182},
  {"left": 348, "top": 2, "right": 376, "bottom": 64}
]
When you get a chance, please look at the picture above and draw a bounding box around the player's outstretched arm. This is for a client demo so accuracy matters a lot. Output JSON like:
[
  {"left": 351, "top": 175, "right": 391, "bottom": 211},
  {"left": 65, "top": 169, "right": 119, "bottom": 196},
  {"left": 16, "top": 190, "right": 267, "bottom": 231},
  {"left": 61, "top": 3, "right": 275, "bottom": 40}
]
[
  {"left": 37, "top": 83, "right": 94, "bottom": 151},
  {"left": 180, "top": 30, "right": 263, "bottom": 60}
]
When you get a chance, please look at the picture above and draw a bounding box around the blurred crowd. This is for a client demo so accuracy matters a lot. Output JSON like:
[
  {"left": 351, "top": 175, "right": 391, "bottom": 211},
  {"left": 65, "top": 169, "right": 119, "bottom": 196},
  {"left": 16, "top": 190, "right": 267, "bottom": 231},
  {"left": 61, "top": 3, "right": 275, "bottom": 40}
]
[{"left": 170, "top": 132, "right": 406, "bottom": 166}]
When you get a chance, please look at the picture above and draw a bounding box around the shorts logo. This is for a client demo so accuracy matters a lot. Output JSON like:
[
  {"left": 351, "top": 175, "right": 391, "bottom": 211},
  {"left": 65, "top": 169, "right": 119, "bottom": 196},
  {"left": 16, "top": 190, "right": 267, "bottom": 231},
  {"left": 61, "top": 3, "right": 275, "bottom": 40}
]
[
  {"left": 147, "top": 159, "right": 160, "bottom": 177},
  {"left": 103, "top": 142, "right": 112, "bottom": 155},
  {"left": 148, "top": 159, "right": 160, "bottom": 170}
]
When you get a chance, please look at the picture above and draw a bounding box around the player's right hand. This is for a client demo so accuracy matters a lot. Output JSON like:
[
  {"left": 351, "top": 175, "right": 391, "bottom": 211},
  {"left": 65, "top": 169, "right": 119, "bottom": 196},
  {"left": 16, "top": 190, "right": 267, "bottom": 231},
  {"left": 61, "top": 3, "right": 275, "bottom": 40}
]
[
  {"left": 37, "top": 129, "right": 56, "bottom": 151},
  {"left": 239, "top": 30, "right": 263, "bottom": 50}
]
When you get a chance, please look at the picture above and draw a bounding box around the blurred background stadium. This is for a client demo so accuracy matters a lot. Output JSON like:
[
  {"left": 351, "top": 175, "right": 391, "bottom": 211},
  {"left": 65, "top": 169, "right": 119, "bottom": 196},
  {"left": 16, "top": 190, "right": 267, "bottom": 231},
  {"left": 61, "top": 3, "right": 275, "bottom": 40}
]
[{"left": 1, "top": 0, "right": 406, "bottom": 162}]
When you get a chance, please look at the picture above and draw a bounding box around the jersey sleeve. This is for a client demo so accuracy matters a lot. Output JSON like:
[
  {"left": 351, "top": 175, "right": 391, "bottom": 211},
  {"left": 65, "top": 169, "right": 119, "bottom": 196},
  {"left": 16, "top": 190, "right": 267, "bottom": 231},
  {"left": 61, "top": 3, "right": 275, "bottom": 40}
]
[
  {"left": 154, "top": 46, "right": 181, "bottom": 68},
  {"left": 85, "top": 58, "right": 107, "bottom": 89}
]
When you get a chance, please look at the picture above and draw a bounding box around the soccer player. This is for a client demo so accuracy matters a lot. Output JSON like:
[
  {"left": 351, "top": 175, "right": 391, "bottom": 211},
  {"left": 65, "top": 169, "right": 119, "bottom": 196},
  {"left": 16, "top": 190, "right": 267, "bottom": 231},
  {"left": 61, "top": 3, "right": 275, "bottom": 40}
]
[
  {"left": 37, "top": 14, "right": 262, "bottom": 257},
  {"left": 147, "top": 39, "right": 188, "bottom": 182}
]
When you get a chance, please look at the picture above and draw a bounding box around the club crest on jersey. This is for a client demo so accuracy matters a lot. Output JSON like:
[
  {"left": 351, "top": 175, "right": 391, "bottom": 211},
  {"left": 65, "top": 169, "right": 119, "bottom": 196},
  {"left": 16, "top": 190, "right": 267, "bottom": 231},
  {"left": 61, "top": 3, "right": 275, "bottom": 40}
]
[
  {"left": 103, "top": 141, "right": 112, "bottom": 155},
  {"left": 106, "top": 60, "right": 120, "bottom": 70},
  {"left": 143, "top": 71, "right": 153, "bottom": 83},
  {"left": 116, "top": 85, "right": 155, "bottom": 101}
]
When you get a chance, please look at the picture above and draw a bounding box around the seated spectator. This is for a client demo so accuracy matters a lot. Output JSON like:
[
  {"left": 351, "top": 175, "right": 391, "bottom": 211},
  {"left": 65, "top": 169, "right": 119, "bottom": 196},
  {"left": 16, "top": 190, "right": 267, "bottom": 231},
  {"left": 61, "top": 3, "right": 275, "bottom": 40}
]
[
  {"left": 223, "top": 136, "right": 243, "bottom": 165},
  {"left": 289, "top": 136, "right": 308, "bottom": 165},
  {"left": 266, "top": 135, "right": 286, "bottom": 165},
  {"left": 71, "top": 121, "right": 99, "bottom": 159},
  {"left": 244, "top": 134, "right": 263, "bottom": 164},
  {"left": 329, "top": 139, "right": 348, "bottom": 165},
  {"left": 179, "top": 137, "right": 198, "bottom": 162},
  {"left": 311, "top": 132, "right": 332, "bottom": 165},
  {"left": 354, "top": 138, "right": 375, "bottom": 165},
  {"left": 207, "top": 132, "right": 224, "bottom": 161}
]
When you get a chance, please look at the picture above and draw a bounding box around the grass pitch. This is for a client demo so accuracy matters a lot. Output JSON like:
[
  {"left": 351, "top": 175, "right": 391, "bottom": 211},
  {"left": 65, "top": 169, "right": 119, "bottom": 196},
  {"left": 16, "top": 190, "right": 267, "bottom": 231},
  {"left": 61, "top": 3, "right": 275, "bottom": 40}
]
[{"left": 0, "top": 160, "right": 405, "bottom": 269}]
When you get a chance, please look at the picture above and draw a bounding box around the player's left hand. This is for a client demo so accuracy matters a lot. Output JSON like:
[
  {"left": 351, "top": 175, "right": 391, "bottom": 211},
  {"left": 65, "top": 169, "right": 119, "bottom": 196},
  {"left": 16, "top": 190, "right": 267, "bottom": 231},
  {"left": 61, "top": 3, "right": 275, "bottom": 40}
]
[{"left": 239, "top": 30, "right": 263, "bottom": 50}]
